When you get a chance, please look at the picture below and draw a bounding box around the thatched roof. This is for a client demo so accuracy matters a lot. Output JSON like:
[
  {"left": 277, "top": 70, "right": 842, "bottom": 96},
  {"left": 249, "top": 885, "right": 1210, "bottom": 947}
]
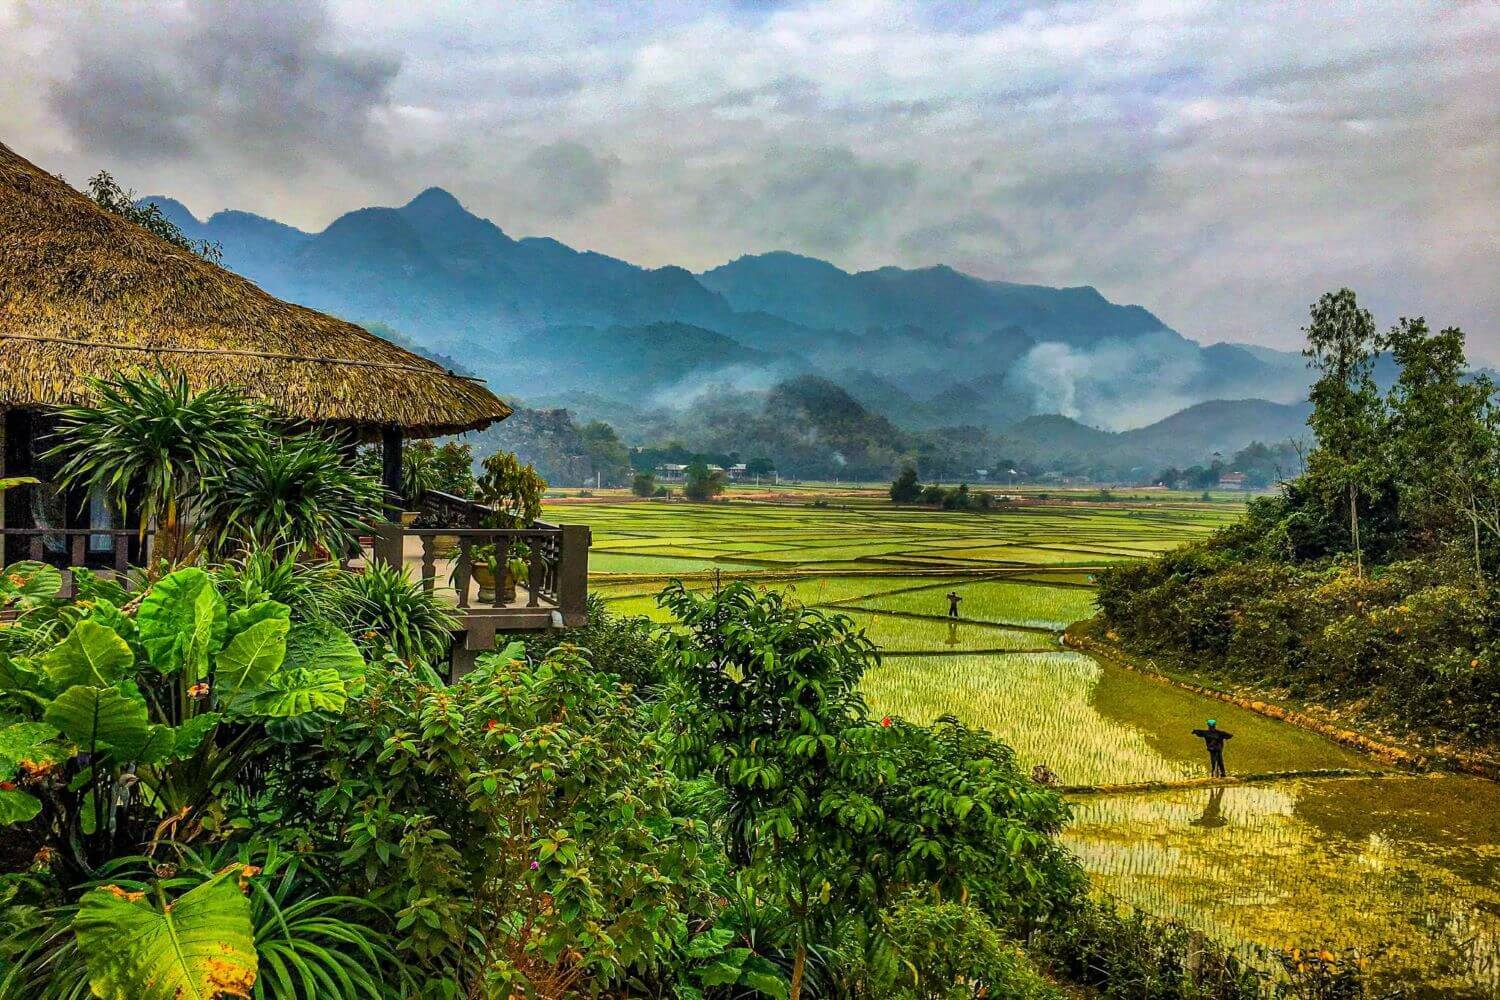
[{"left": 0, "top": 141, "right": 509, "bottom": 437}]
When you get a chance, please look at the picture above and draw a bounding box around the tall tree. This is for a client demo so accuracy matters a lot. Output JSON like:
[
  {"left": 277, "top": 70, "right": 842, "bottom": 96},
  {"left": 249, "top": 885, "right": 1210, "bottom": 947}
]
[
  {"left": 1384, "top": 318, "right": 1498, "bottom": 576},
  {"left": 1303, "top": 289, "right": 1385, "bottom": 575}
]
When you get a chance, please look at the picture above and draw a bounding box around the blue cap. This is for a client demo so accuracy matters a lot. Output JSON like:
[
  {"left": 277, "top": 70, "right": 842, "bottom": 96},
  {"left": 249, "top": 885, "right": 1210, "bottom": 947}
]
[{"left": 1207, "top": 719, "right": 1216, "bottom": 727}]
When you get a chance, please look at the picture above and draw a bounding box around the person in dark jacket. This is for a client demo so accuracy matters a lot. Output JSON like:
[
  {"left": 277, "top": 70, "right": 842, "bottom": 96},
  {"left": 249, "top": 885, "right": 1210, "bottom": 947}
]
[
  {"left": 1191, "top": 719, "right": 1232, "bottom": 777},
  {"left": 946, "top": 591, "right": 962, "bottom": 618}
]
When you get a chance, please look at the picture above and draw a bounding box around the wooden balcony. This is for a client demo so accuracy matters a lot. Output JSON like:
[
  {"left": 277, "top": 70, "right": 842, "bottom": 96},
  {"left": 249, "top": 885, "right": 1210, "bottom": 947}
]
[{"left": 2, "top": 491, "right": 591, "bottom": 672}]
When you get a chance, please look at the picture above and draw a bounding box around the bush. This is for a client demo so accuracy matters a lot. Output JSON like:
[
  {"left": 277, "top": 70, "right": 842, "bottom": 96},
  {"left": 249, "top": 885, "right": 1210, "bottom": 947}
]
[
  {"left": 890, "top": 465, "right": 922, "bottom": 503},
  {"left": 329, "top": 561, "right": 459, "bottom": 666},
  {"left": 874, "top": 895, "right": 1065, "bottom": 999},
  {"left": 632, "top": 472, "right": 657, "bottom": 497}
]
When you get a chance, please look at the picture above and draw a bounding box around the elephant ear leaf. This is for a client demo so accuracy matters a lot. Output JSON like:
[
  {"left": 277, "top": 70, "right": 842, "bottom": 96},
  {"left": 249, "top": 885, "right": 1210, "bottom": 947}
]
[
  {"left": 0, "top": 788, "right": 41, "bottom": 826},
  {"left": 43, "top": 683, "right": 152, "bottom": 759},
  {"left": 225, "top": 600, "right": 289, "bottom": 635},
  {"left": 136, "top": 569, "right": 226, "bottom": 676},
  {"left": 42, "top": 621, "right": 134, "bottom": 689},
  {"left": 0, "top": 561, "right": 63, "bottom": 602},
  {"left": 73, "top": 866, "right": 258, "bottom": 1000},
  {"left": 171, "top": 713, "right": 221, "bottom": 759},
  {"left": 0, "top": 721, "right": 62, "bottom": 778},
  {"left": 233, "top": 668, "right": 346, "bottom": 719},
  {"left": 285, "top": 622, "right": 365, "bottom": 693},
  {"left": 214, "top": 618, "right": 289, "bottom": 701}
]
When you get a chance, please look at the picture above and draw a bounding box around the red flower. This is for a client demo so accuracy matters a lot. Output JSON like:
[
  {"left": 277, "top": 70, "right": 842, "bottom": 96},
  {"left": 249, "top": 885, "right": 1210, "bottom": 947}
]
[
  {"left": 484, "top": 720, "right": 498, "bottom": 732},
  {"left": 880, "top": 717, "right": 892, "bottom": 728},
  {"left": 0, "top": 781, "right": 15, "bottom": 791}
]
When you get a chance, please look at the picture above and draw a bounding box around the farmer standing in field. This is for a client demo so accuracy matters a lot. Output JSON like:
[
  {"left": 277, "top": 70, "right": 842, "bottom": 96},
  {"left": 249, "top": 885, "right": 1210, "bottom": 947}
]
[
  {"left": 1192, "top": 720, "right": 1232, "bottom": 777},
  {"left": 946, "top": 590, "right": 962, "bottom": 619}
]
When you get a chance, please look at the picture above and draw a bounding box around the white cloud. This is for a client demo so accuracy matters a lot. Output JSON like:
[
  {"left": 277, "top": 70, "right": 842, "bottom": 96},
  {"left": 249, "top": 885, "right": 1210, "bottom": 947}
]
[{"left": 1, "top": 0, "right": 1495, "bottom": 359}]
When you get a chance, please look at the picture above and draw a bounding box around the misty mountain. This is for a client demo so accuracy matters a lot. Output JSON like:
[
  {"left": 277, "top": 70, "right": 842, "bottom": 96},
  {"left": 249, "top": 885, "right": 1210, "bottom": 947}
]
[
  {"left": 997, "top": 398, "right": 1313, "bottom": 473},
  {"left": 139, "top": 187, "right": 1312, "bottom": 446}
]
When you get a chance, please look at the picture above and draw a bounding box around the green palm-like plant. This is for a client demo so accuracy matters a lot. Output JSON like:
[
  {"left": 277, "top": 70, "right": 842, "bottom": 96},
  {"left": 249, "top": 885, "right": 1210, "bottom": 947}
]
[
  {"left": 330, "top": 562, "right": 458, "bottom": 665},
  {"left": 196, "top": 433, "right": 383, "bottom": 559},
  {"left": 45, "top": 370, "right": 266, "bottom": 552}
]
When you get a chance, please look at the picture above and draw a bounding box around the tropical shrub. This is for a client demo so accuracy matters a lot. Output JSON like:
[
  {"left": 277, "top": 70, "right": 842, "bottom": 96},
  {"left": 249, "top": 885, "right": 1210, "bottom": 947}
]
[
  {"left": 196, "top": 432, "right": 383, "bottom": 559},
  {"left": 658, "top": 582, "right": 1081, "bottom": 1000},
  {"left": 328, "top": 562, "right": 459, "bottom": 665},
  {"left": 297, "top": 643, "right": 726, "bottom": 996},
  {"left": 0, "top": 566, "right": 364, "bottom": 876},
  {"left": 873, "top": 894, "right": 1064, "bottom": 999}
]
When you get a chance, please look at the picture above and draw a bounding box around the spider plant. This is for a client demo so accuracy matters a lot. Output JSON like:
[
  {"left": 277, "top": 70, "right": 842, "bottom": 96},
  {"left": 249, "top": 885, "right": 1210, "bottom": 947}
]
[
  {"left": 196, "top": 432, "right": 383, "bottom": 560},
  {"left": 329, "top": 561, "right": 459, "bottom": 665},
  {"left": 44, "top": 369, "right": 266, "bottom": 559}
]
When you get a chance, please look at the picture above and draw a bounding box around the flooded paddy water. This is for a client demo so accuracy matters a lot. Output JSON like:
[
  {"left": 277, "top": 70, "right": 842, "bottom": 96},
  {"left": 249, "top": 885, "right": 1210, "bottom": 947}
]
[{"left": 555, "top": 494, "right": 1500, "bottom": 996}]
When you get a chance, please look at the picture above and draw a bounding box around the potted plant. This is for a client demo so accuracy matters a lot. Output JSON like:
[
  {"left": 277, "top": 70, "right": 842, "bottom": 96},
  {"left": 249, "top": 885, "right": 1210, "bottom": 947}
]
[{"left": 468, "top": 451, "right": 547, "bottom": 604}]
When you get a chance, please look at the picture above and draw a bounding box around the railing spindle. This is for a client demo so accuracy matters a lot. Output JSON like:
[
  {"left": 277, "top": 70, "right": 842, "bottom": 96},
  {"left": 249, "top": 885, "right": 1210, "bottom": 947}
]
[
  {"left": 528, "top": 537, "right": 543, "bottom": 607},
  {"left": 454, "top": 539, "right": 472, "bottom": 609},
  {"left": 493, "top": 536, "right": 508, "bottom": 609},
  {"left": 420, "top": 535, "right": 436, "bottom": 593}
]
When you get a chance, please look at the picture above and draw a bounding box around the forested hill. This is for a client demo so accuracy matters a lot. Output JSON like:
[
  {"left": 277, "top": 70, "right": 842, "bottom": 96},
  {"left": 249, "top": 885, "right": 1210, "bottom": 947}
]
[{"left": 141, "top": 189, "right": 1312, "bottom": 445}]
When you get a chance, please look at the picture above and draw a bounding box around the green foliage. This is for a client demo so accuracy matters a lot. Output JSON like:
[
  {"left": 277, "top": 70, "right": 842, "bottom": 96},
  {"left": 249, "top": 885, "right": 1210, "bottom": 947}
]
[
  {"left": 0, "top": 567, "right": 364, "bottom": 875},
  {"left": 73, "top": 865, "right": 257, "bottom": 1000},
  {"left": 302, "top": 643, "right": 715, "bottom": 995},
  {"left": 86, "top": 170, "right": 224, "bottom": 263},
  {"left": 872, "top": 895, "right": 1064, "bottom": 1000},
  {"left": 659, "top": 582, "right": 1080, "bottom": 999},
  {"left": 328, "top": 562, "right": 458, "bottom": 666},
  {"left": 45, "top": 369, "right": 267, "bottom": 544},
  {"left": 196, "top": 432, "right": 383, "bottom": 559},
  {"left": 632, "top": 471, "right": 657, "bottom": 497}
]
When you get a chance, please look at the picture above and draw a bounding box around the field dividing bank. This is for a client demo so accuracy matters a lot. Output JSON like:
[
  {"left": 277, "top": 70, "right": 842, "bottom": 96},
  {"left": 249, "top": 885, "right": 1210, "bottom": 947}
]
[{"left": 549, "top": 496, "right": 1500, "bottom": 996}]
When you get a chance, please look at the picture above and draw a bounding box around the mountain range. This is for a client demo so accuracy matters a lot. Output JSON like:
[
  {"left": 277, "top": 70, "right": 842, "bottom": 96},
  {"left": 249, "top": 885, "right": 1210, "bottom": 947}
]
[{"left": 143, "top": 187, "right": 1317, "bottom": 476}]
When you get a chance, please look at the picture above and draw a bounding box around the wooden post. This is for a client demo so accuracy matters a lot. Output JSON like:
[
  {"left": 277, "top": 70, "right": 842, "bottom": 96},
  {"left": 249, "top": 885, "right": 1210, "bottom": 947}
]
[
  {"left": 381, "top": 427, "right": 403, "bottom": 521},
  {"left": 3, "top": 409, "right": 33, "bottom": 565},
  {"left": 557, "top": 524, "right": 590, "bottom": 627}
]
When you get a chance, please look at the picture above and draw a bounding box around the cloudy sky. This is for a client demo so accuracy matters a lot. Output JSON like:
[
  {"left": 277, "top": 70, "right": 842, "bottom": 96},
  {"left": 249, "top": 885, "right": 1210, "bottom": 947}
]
[{"left": 2, "top": 0, "right": 1496, "bottom": 357}]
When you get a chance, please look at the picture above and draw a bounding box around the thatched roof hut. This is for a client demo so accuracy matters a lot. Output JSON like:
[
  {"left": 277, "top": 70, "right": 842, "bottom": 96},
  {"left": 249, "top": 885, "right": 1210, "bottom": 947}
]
[{"left": 0, "top": 140, "right": 509, "bottom": 437}]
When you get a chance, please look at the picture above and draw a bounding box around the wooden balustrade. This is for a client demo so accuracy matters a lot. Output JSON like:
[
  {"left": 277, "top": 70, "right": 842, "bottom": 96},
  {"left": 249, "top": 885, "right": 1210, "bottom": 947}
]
[
  {"left": 0, "top": 527, "right": 151, "bottom": 594},
  {"left": 369, "top": 519, "right": 590, "bottom": 628}
]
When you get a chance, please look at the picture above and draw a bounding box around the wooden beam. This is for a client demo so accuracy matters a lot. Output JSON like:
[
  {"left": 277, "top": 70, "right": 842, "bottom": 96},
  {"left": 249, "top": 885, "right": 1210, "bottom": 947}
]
[
  {"left": 381, "top": 426, "right": 403, "bottom": 520},
  {"left": 557, "top": 524, "right": 591, "bottom": 627}
]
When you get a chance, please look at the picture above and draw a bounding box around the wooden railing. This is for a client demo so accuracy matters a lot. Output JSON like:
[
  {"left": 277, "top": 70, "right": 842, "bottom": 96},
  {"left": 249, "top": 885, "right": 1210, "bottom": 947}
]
[
  {"left": 370, "top": 497, "right": 590, "bottom": 628},
  {"left": 0, "top": 527, "right": 151, "bottom": 593}
]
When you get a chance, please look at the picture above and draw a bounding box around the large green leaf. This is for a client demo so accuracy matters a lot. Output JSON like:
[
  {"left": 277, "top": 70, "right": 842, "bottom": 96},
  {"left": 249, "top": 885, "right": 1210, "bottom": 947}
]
[
  {"left": 43, "top": 682, "right": 152, "bottom": 758},
  {"left": 74, "top": 866, "right": 258, "bottom": 1000},
  {"left": 0, "top": 560, "right": 63, "bottom": 600},
  {"left": 225, "top": 600, "right": 289, "bottom": 635},
  {"left": 172, "top": 713, "right": 221, "bottom": 759},
  {"left": 42, "top": 621, "right": 135, "bottom": 689},
  {"left": 233, "top": 667, "right": 346, "bottom": 718},
  {"left": 135, "top": 569, "right": 226, "bottom": 676},
  {"left": 213, "top": 617, "right": 288, "bottom": 701},
  {"left": 0, "top": 721, "right": 61, "bottom": 778},
  {"left": 0, "top": 788, "right": 41, "bottom": 826},
  {"left": 284, "top": 621, "right": 365, "bottom": 693}
]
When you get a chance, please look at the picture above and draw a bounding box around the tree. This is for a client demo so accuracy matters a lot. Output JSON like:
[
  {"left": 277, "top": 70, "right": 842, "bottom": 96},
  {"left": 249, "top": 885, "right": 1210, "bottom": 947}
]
[
  {"left": 579, "top": 421, "right": 630, "bottom": 486},
  {"left": 658, "top": 583, "right": 876, "bottom": 1000},
  {"left": 889, "top": 465, "right": 921, "bottom": 503},
  {"left": 746, "top": 456, "right": 776, "bottom": 478},
  {"left": 1384, "top": 318, "right": 1499, "bottom": 576},
  {"left": 87, "top": 170, "right": 223, "bottom": 264},
  {"left": 631, "top": 471, "right": 656, "bottom": 498},
  {"left": 475, "top": 452, "right": 547, "bottom": 528},
  {"left": 1303, "top": 289, "right": 1386, "bottom": 575},
  {"left": 682, "top": 462, "right": 724, "bottom": 501},
  {"left": 431, "top": 442, "right": 476, "bottom": 498}
]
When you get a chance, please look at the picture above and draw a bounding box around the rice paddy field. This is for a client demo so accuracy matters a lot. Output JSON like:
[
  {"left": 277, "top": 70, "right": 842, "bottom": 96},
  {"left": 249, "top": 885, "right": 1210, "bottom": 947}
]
[{"left": 549, "top": 493, "right": 1500, "bottom": 997}]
